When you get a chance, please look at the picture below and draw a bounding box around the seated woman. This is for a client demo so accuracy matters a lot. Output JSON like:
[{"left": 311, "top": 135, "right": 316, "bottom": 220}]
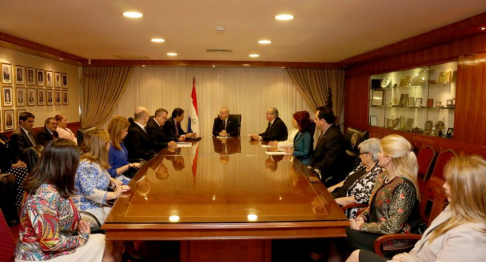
[
  {"left": 55, "top": 114, "right": 77, "bottom": 144},
  {"left": 74, "top": 129, "right": 130, "bottom": 224},
  {"left": 15, "top": 139, "right": 110, "bottom": 262},
  {"left": 285, "top": 111, "right": 314, "bottom": 165},
  {"left": 327, "top": 138, "right": 383, "bottom": 219},
  {"left": 107, "top": 116, "right": 141, "bottom": 185},
  {"left": 347, "top": 155, "right": 486, "bottom": 262},
  {"left": 347, "top": 134, "right": 421, "bottom": 256},
  {"left": 0, "top": 132, "right": 29, "bottom": 210}
]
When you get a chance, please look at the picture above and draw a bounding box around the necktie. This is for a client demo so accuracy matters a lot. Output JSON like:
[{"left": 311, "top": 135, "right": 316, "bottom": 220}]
[
  {"left": 28, "top": 131, "right": 37, "bottom": 146},
  {"left": 224, "top": 120, "right": 227, "bottom": 130},
  {"left": 175, "top": 121, "right": 179, "bottom": 135}
]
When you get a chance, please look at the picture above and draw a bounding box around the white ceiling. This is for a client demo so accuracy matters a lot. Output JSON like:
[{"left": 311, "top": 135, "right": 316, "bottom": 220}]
[{"left": 1, "top": 0, "right": 486, "bottom": 62}]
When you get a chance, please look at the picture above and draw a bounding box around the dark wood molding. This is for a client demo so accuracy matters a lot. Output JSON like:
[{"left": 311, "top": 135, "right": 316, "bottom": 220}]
[{"left": 3, "top": 122, "right": 81, "bottom": 138}]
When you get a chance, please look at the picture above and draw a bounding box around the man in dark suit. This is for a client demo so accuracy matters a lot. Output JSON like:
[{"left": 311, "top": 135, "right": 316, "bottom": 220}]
[
  {"left": 37, "top": 117, "right": 59, "bottom": 146},
  {"left": 212, "top": 107, "right": 240, "bottom": 137},
  {"left": 163, "top": 108, "right": 196, "bottom": 140},
  {"left": 124, "top": 107, "right": 156, "bottom": 161},
  {"left": 310, "top": 106, "right": 347, "bottom": 187},
  {"left": 250, "top": 107, "right": 288, "bottom": 141},
  {"left": 146, "top": 108, "right": 177, "bottom": 152},
  {"left": 10, "top": 112, "right": 39, "bottom": 161}
]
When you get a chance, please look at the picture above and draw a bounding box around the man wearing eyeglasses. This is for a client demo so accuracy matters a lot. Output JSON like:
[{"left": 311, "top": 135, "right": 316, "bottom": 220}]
[{"left": 250, "top": 107, "right": 288, "bottom": 141}]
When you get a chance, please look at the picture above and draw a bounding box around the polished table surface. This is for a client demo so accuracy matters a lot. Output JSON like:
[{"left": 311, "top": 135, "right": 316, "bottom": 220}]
[{"left": 103, "top": 137, "right": 348, "bottom": 261}]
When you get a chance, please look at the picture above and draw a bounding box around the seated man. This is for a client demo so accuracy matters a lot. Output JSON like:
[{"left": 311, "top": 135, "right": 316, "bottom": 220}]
[
  {"left": 250, "top": 107, "right": 288, "bottom": 141},
  {"left": 124, "top": 107, "right": 156, "bottom": 161},
  {"left": 10, "top": 112, "right": 39, "bottom": 161},
  {"left": 36, "top": 117, "right": 59, "bottom": 146},
  {"left": 163, "top": 108, "right": 196, "bottom": 140},
  {"left": 146, "top": 108, "right": 177, "bottom": 152},
  {"left": 212, "top": 107, "right": 240, "bottom": 137},
  {"left": 310, "top": 106, "right": 347, "bottom": 187}
]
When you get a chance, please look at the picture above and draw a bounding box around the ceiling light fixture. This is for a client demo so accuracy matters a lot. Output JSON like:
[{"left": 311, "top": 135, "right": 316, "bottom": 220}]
[
  {"left": 151, "top": 38, "right": 165, "bottom": 43},
  {"left": 258, "top": 40, "right": 271, "bottom": 44},
  {"left": 59, "top": 58, "right": 64, "bottom": 61},
  {"left": 242, "top": 64, "right": 251, "bottom": 66},
  {"left": 249, "top": 54, "right": 259, "bottom": 58},
  {"left": 123, "top": 11, "right": 143, "bottom": 18},
  {"left": 275, "top": 14, "right": 294, "bottom": 21},
  {"left": 481, "top": 27, "right": 486, "bottom": 31},
  {"left": 212, "top": 65, "right": 215, "bottom": 68},
  {"left": 167, "top": 52, "right": 177, "bottom": 56}
]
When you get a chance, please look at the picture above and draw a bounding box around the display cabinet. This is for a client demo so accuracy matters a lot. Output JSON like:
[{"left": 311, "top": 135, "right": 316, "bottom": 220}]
[{"left": 369, "top": 61, "right": 456, "bottom": 138}]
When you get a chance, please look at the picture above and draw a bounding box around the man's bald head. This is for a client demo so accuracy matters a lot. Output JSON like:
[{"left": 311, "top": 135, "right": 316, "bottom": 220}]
[
  {"left": 219, "top": 107, "right": 230, "bottom": 120},
  {"left": 134, "top": 107, "right": 149, "bottom": 124}
]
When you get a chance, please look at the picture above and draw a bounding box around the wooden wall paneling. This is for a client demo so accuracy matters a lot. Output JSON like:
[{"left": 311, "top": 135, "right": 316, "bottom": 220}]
[{"left": 344, "top": 75, "right": 369, "bottom": 131}]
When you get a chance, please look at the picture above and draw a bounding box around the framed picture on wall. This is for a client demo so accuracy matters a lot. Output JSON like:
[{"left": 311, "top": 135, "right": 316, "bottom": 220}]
[
  {"left": 27, "top": 88, "right": 36, "bottom": 106},
  {"left": 15, "top": 65, "right": 25, "bottom": 85},
  {"left": 55, "top": 90, "right": 61, "bottom": 105},
  {"left": 371, "top": 90, "right": 384, "bottom": 106},
  {"left": 46, "top": 90, "right": 54, "bottom": 106},
  {"left": 62, "top": 73, "right": 68, "bottom": 88},
  {"left": 45, "top": 70, "right": 53, "bottom": 88},
  {"left": 16, "top": 109, "right": 26, "bottom": 126},
  {"left": 62, "top": 90, "right": 69, "bottom": 105},
  {"left": 36, "top": 69, "right": 44, "bottom": 87},
  {"left": 26, "top": 67, "right": 35, "bottom": 86},
  {"left": 2, "top": 87, "right": 14, "bottom": 107},
  {"left": 4, "top": 110, "right": 15, "bottom": 131},
  {"left": 55, "top": 72, "right": 62, "bottom": 88},
  {"left": 2, "top": 63, "right": 12, "bottom": 84},
  {"left": 37, "top": 89, "right": 45, "bottom": 106},
  {"left": 16, "top": 87, "right": 26, "bottom": 107}
]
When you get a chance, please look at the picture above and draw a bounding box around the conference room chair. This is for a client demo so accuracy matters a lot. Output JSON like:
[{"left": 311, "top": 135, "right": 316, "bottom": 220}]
[
  {"left": 343, "top": 127, "right": 369, "bottom": 173},
  {"left": 416, "top": 146, "right": 437, "bottom": 192},
  {"left": 24, "top": 145, "right": 44, "bottom": 172},
  {"left": 229, "top": 114, "right": 242, "bottom": 136},
  {"left": 0, "top": 210, "right": 16, "bottom": 262},
  {"left": 76, "top": 126, "right": 97, "bottom": 146}
]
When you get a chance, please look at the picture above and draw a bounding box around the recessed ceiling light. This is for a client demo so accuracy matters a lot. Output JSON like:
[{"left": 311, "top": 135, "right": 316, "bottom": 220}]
[
  {"left": 167, "top": 53, "right": 177, "bottom": 56},
  {"left": 481, "top": 27, "right": 486, "bottom": 31},
  {"left": 242, "top": 64, "right": 251, "bottom": 66},
  {"left": 275, "top": 14, "right": 294, "bottom": 21},
  {"left": 142, "top": 65, "right": 146, "bottom": 67},
  {"left": 258, "top": 40, "right": 271, "bottom": 44},
  {"left": 151, "top": 38, "right": 165, "bottom": 43},
  {"left": 249, "top": 54, "right": 259, "bottom": 58},
  {"left": 123, "top": 11, "right": 143, "bottom": 18},
  {"left": 212, "top": 65, "right": 216, "bottom": 68},
  {"left": 59, "top": 58, "right": 64, "bottom": 61},
  {"left": 282, "top": 67, "right": 285, "bottom": 69}
]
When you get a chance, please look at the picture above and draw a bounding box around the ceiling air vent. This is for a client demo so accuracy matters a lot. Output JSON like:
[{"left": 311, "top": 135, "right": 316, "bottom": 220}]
[
  {"left": 113, "top": 55, "right": 150, "bottom": 60},
  {"left": 207, "top": 49, "right": 232, "bottom": 53}
]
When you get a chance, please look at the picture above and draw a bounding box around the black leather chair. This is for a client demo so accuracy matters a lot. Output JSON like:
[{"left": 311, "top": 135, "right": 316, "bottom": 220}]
[
  {"left": 24, "top": 145, "right": 44, "bottom": 172},
  {"left": 229, "top": 114, "right": 242, "bottom": 136},
  {"left": 76, "top": 126, "right": 97, "bottom": 146},
  {"left": 343, "top": 127, "right": 369, "bottom": 173}
]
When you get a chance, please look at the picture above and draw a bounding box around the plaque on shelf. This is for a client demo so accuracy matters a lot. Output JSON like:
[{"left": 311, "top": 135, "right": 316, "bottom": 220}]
[
  {"left": 427, "top": 99, "right": 434, "bottom": 108},
  {"left": 399, "top": 94, "right": 409, "bottom": 107},
  {"left": 424, "top": 121, "right": 433, "bottom": 135},
  {"left": 406, "top": 118, "right": 414, "bottom": 131},
  {"left": 371, "top": 90, "right": 384, "bottom": 106},
  {"left": 446, "top": 99, "right": 453, "bottom": 106},
  {"left": 410, "top": 70, "right": 428, "bottom": 85},
  {"left": 445, "top": 128, "right": 453, "bottom": 138},
  {"left": 399, "top": 76, "right": 410, "bottom": 87},
  {"left": 386, "top": 119, "right": 394, "bottom": 128},
  {"left": 438, "top": 71, "right": 452, "bottom": 84},
  {"left": 452, "top": 98, "right": 456, "bottom": 106},
  {"left": 400, "top": 116, "right": 406, "bottom": 130},
  {"left": 435, "top": 101, "right": 441, "bottom": 107},
  {"left": 435, "top": 121, "right": 445, "bottom": 136},
  {"left": 416, "top": 98, "right": 422, "bottom": 107},
  {"left": 408, "top": 97, "right": 415, "bottom": 107},
  {"left": 392, "top": 118, "right": 400, "bottom": 129},
  {"left": 369, "top": 115, "right": 377, "bottom": 126}
]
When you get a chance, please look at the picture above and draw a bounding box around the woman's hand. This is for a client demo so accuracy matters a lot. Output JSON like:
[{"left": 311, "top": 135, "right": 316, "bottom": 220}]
[
  {"left": 114, "top": 185, "right": 131, "bottom": 197},
  {"left": 284, "top": 147, "right": 294, "bottom": 155},
  {"left": 78, "top": 220, "right": 91, "bottom": 235},
  {"left": 349, "top": 216, "right": 365, "bottom": 230},
  {"left": 389, "top": 252, "right": 409, "bottom": 262},
  {"left": 111, "top": 179, "right": 123, "bottom": 189},
  {"left": 129, "top": 163, "right": 141, "bottom": 169}
]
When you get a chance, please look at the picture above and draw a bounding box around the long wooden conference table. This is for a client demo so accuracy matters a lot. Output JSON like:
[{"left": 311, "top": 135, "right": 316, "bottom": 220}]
[{"left": 103, "top": 137, "right": 348, "bottom": 261}]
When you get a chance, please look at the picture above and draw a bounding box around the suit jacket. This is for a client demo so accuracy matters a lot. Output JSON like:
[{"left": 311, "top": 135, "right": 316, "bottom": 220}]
[
  {"left": 10, "top": 127, "right": 38, "bottom": 161},
  {"left": 310, "top": 124, "right": 347, "bottom": 183},
  {"left": 36, "top": 127, "right": 59, "bottom": 147},
  {"left": 212, "top": 115, "right": 240, "bottom": 137},
  {"left": 124, "top": 121, "right": 155, "bottom": 161},
  {"left": 0, "top": 133, "right": 20, "bottom": 172},
  {"left": 146, "top": 118, "right": 177, "bottom": 152},
  {"left": 163, "top": 117, "right": 186, "bottom": 139},
  {"left": 259, "top": 117, "right": 288, "bottom": 141}
]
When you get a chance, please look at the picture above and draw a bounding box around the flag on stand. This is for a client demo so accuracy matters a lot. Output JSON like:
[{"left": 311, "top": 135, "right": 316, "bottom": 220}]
[{"left": 187, "top": 77, "right": 200, "bottom": 135}]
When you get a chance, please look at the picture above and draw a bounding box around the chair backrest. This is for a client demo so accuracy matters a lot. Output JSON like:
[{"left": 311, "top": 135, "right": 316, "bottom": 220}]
[
  {"left": 24, "top": 144, "right": 44, "bottom": 172},
  {"left": 229, "top": 114, "right": 242, "bottom": 135},
  {"left": 0, "top": 210, "right": 16, "bottom": 262},
  {"left": 76, "top": 126, "right": 97, "bottom": 146},
  {"left": 431, "top": 149, "right": 457, "bottom": 180},
  {"left": 417, "top": 146, "right": 436, "bottom": 181},
  {"left": 419, "top": 176, "right": 448, "bottom": 226},
  {"left": 343, "top": 127, "right": 369, "bottom": 172}
]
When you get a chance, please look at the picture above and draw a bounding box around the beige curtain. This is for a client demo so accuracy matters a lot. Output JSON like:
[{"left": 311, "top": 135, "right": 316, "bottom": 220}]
[
  {"left": 80, "top": 66, "right": 132, "bottom": 128},
  {"left": 286, "top": 68, "right": 345, "bottom": 122}
]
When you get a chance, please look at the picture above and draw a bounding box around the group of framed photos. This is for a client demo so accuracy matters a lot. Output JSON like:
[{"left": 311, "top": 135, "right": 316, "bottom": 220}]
[{"left": 1, "top": 63, "right": 69, "bottom": 131}]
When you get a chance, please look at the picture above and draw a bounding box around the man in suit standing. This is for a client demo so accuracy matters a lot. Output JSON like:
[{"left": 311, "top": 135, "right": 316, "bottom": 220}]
[
  {"left": 124, "top": 107, "right": 156, "bottom": 161},
  {"left": 37, "top": 117, "right": 59, "bottom": 146},
  {"left": 250, "top": 107, "right": 288, "bottom": 141},
  {"left": 310, "top": 106, "right": 346, "bottom": 187},
  {"left": 10, "top": 112, "right": 39, "bottom": 161},
  {"left": 146, "top": 108, "right": 177, "bottom": 152},
  {"left": 212, "top": 107, "right": 240, "bottom": 137},
  {"left": 163, "top": 108, "right": 196, "bottom": 140}
]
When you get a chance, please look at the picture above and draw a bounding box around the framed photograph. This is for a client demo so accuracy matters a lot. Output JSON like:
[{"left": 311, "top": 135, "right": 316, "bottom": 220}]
[
  {"left": 2, "top": 63, "right": 12, "bottom": 84},
  {"left": 406, "top": 118, "right": 414, "bottom": 131},
  {"left": 427, "top": 99, "right": 434, "bottom": 108},
  {"left": 62, "top": 90, "right": 69, "bottom": 105},
  {"left": 16, "top": 109, "right": 26, "bottom": 126},
  {"left": 369, "top": 115, "right": 377, "bottom": 126},
  {"left": 27, "top": 88, "right": 36, "bottom": 106},
  {"left": 446, "top": 99, "right": 453, "bottom": 106},
  {"left": 46, "top": 90, "right": 54, "bottom": 106},
  {"left": 36, "top": 69, "right": 44, "bottom": 87},
  {"left": 445, "top": 128, "right": 454, "bottom": 139},
  {"left": 435, "top": 101, "right": 441, "bottom": 108},
  {"left": 3, "top": 110, "right": 15, "bottom": 131},
  {"left": 62, "top": 73, "right": 68, "bottom": 88},
  {"left": 399, "top": 76, "right": 410, "bottom": 87},
  {"left": 408, "top": 97, "right": 415, "bottom": 107},
  {"left": 55, "top": 72, "right": 62, "bottom": 88},
  {"left": 399, "top": 94, "right": 409, "bottom": 107},
  {"left": 37, "top": 89, "right": 46, "bottom": 106},
  {"left": 439, "top": 71, "right": 452, "bottom": 84},
  {"left": 55, "top": 90, "right": 61, "bottom": 105},
  {"left": 45, "top": 71, "right": 53, "bottom": 88},
  {"left": 15, "top": 65, "right": 25, "bottom": 85},
  {"left": 26, "top": 67, "right": 36, "bottom": 86},
  {"left": 16, "top": 87, "right": 26, "bottom": 107},
  {"left": 2, "top": 87, "right": 14, "bottom": 107},
  {"left": 386, "top": 118, "right": 394, "bottom": 128},
  {"left": 452, "top": 98, "right": 456, "bottom": 106},
  {"left": 415, "top": 98, "right": 422, "bottom": 107},
  {"left": 371, "top": 90, "right": 384, "bottom": 106}
]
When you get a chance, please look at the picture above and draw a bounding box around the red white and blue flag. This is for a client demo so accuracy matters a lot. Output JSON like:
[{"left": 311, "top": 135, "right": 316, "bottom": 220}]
[{"left": 187, "top": 77, "right": 200, "bottom": 134}]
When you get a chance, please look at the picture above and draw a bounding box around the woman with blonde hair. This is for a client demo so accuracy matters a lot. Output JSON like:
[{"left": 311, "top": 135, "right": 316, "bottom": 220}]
[
  {"left": 107, "top": 116, "right": 140, "bottom": 185},
  {"left": 347, "top": 155, "right": 486, "bottom": 262},
  {"left": 347, "top": 134, "right": 421, "bottom": 256},
  {"left": 55, "top": 114, "right": 77, "bottom": 144}
]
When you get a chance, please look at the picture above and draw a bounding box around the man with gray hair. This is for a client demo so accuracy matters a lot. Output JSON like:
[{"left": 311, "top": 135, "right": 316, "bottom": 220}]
[
  {"left": 212, "top": 107, "right": 240, "bottom": 137},
  {"left": 124, "top": 107, "right": 155, "bottom": 161},
  {"left": 250, "top": 107, "right": 288, "bottom": 141},
  {"left": 146, "top": 108, "right": 178, "bottom": 152}
]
